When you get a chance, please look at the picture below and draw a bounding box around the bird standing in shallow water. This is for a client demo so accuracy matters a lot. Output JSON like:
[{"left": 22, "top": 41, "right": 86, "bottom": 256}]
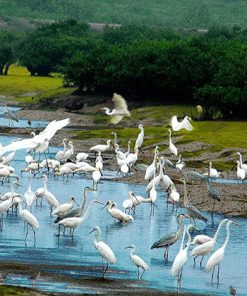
[
  {"left": 90, "top": 225, "right": 116, "bottom": 277},
  {"left": 151, "top": 214, "right": 189, "bottom": 261},
  {"left": 125, "top": 245, "right": 149, "bottom": 280},
  {"left": 206, "top": 220, "right": 239, "bottom": 283}
]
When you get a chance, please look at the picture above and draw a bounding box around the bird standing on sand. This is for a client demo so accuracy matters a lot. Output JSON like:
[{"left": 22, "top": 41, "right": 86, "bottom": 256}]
[{"left": 101, "top": 93, "right": 130, "bottom": 124}]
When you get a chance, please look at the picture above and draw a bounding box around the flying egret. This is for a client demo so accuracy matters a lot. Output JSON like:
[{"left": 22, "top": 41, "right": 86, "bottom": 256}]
[
  {"left": 206, "top": 220, "right": 239, "bottom": 282},
  {"left": 0, "top": 118, "right": 70, "bottom": 156},
  {"left": 125, "top": 245, "right": 149, "bottom": 279},
  {"left": 58, "top": 199, "right": 102, "bottom": 239},
  {"left": 102, "top": 200, "right": 134, "bottom": 223},
  {"left": 151, "top": 214, "right": 189, "bottom": 260},
  {"left": 170, "top": 224, "right": 194, "bottom": 282},
  {"left": 168, "top": 129, "right": 178, "bottom": 156},
  {"left": 18, "top": 201, "right": 39, "bottom": 242},
  {"left": 191, "top": 218, "right": 229, "bottom": 267},
  {"left": 101, "top": 93, "right": 130, "bottom": 124},
  {"left": 170, "top": 115, "right": 193, "bottom": 132},
  {"left": 90, "top": 225, "right": 117, "bottom": 277},
  {"left": 135, "top": 124, "right": 144, "bottom": 152}
]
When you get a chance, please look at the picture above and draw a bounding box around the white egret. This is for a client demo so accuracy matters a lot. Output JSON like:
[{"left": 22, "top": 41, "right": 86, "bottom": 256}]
[
  {"left": 0, "top": 197, "right": 14, "bottom": 228},
  {"left": 0, "top": 151, "right": 15, "bottom": 166},
  {"left": 191, "top": 218, "right": 229, "bottom": 267},
  {"left": 124, "top": 140, "right": 132, "bottom": 158},
  {"left": 191, "top": 234, "right": 212, "bottom": 246},
  {"left": 135, "top": 124, "right": 144, "bottom": 152},
  {"left": 90, "top": 140, "right": 111, "bottom": 154},
  {"left": 0, "top": 118, "right": 70, "bottom": 156},
  {"left": 236, "top": 160, "right": 245, "bottom": 180},
  {"left": 55, "top": 138, "right": 68, "bottom": 162},
  {"left": 126, "top": 146, "right": 139, "bottom": 168},
  {"left": 176, "top": 154, "right": 185, "bottom": 171},
  {"left": 24, "top": 176, "right": 36, "bottom": 208},
  {"left": 18, "top": 201, "right": 39, "bottom": 241},
  {"left": 170, "top": 115, "right": 193, "bottom": 132},
  {"left": 144, "top": 146, "right": 159, "bottom": 181},
  {"left": 92, "top": 167, "right": 101, "bottom": 190},
  {"left": 58, "top": 199, "right": 102, "bottom": 239},
  {"left": 89, "top": 225, "right": 117, "bottom": 277},
  {"left": 40, "top": 175, "right": 59, "bottom": 215},
  {"left": 204, "top": 162, "right": 221, "bottom": 178},
  {"left": 102, "top": 200, "right": 134, "bottom": 223},
  {"left": 101, "top": 93, "right": 130, "bottom": 124},
  {"left": 168, "top": 129, "right": 178, "bottom": 156},
  {"left": 170, "top": 224, "right": 194, "bottom": 281},
  {"left": 206, "top": 220, "right": 239, "bottom": 282},
  {"left": 125, "top": 245, "right": 149, "bottom": 279},
  {"left": 76, "top": 152, "right": 89, "bottom": 162},
  {"left": 52, "top": 197, "right": 79, "bottom": 216},
  {"left": 236, "top": 152, "right": 247, "bottom": 173}
]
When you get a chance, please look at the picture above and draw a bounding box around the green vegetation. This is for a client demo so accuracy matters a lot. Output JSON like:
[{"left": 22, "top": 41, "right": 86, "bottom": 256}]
[
  {"left": 1, "top": 0, "right": 247, "bottom": 29},
  {"left": 0, "top": 64, "right": 75, "bottom": 103}
]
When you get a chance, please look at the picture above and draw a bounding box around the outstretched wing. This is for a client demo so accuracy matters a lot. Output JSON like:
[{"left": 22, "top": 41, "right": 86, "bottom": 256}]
[
  {"left": 112, "top": 93, "right": 129, "bottom": 113},
  {"left": 39, "top": 118, "right": 70, "bottom": 141},
  {"left": 110, "top": 115, "right": 123, "bottom": 124},
  {"left": 183, "top": 117, "right": 193, "bottom": 131},
  {"left": 170, "top": 116, "right": 179, "bottom": 131}
]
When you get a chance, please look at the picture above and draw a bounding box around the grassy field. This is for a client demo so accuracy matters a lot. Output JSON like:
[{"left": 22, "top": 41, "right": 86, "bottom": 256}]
[
  {"left": 1, "top": 65, "right": 246, "bottom": 165},
  {"left": 0, "top": 65, "right": 76, "bottom": 103},
  {"left": 1, "top": 0, "right": 247, "bottom": 29}
]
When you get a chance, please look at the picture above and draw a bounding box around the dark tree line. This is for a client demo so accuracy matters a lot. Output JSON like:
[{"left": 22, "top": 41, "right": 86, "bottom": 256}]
[{"left": 1, "top": 20, "right": 247, "bottom": 119}]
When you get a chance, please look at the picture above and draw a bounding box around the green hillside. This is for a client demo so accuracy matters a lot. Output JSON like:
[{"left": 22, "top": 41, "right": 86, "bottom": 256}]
[{"left": 1, "top": 0, "right": 247, "bottom": 29}]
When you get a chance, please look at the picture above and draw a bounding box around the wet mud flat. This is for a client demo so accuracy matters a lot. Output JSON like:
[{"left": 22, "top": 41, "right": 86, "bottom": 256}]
[{"left": 0, "top": 262, "right": 209, "bottom": 296}]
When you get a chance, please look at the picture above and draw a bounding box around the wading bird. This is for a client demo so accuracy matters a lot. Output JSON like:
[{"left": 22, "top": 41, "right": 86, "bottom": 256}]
[
  {"left": 125, "top": 245, "right": 149, "bottom": 280},
  {"left": 151, "top": 214, "right": 188, "bottom": 260},
  {"left": 52, "top": 196, "right": 79, "bottom": 216},
  {"left": 236, "top": 160, "right": 246, "bottom": 180},
  {"left": 18, "top": 201, "right": 39, "bottom": 242},
  {"left": 135, "top": 124, "right": 144, "bottom": 152},
  {"left": 181, "top": 178, "right": 208, "bottom": 225},
  {"left": 58, "top": 199, "right": 102, "bottom": 239},
  {"left": 236, "top": 152, "right": 247, "bottom": 174},
  {"left": 168, "top": 129, "right": 178, "bottom": 156},
  {"left": 191, "top": 218, "right": 229, "bottom": 267},
  {"left": 3, "top": 102, "right": 19, "bottom": 126},
  {"left": 90, "top": 225, "right": 117, "bottom": 277},
  {"left": 101, "top": 93, "right": 131, "bottom": 124},
  {"left": 170, "top": 224, "right": 194, "bottom": 282},
  {"left": 102, "top": 200, "right": 134, "bottom": 223},
  {"left": 206, "top": 220, "right": 239, "bottom": 282}
]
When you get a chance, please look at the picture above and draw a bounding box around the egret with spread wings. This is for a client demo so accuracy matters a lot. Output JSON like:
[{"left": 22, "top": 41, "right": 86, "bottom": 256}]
[{"left": 102, "top": 93, "right": 131, "bottom": 124}]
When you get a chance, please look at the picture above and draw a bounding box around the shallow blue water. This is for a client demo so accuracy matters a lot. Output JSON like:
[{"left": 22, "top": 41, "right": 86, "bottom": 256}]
[
  {"left": 0, "top": 106, "right": 48, "bottom": 128},
  {"left": 0, "top": 134, "right": 246, "bottom": 295}
]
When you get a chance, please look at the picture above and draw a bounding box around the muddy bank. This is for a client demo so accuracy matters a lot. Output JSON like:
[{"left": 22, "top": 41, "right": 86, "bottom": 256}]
[
  {"left": 0, "top": 105, "right": 246, "bottom": 217},
  {"left": 0, "top": 262, "right": 209, "bottom": 296}
]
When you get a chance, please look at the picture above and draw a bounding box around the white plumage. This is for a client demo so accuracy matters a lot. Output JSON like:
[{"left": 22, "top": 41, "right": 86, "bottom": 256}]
[
  {"left": 170, "top": 115, "right": 193, "bottom": 132},
  {"left": 168, "top": 129, "right": 178, "bottom": 156},
  {"left": 102, "top": 93, "right": 131, "bottom": 124},
  {"left": 126, "top": 245, "right": 149, "bottom": 279}
]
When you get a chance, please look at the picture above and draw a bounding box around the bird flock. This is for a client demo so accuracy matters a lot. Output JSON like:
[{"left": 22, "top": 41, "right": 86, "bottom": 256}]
[{"left": 0, "top": 97, "right": 244, "bottom": 295}]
